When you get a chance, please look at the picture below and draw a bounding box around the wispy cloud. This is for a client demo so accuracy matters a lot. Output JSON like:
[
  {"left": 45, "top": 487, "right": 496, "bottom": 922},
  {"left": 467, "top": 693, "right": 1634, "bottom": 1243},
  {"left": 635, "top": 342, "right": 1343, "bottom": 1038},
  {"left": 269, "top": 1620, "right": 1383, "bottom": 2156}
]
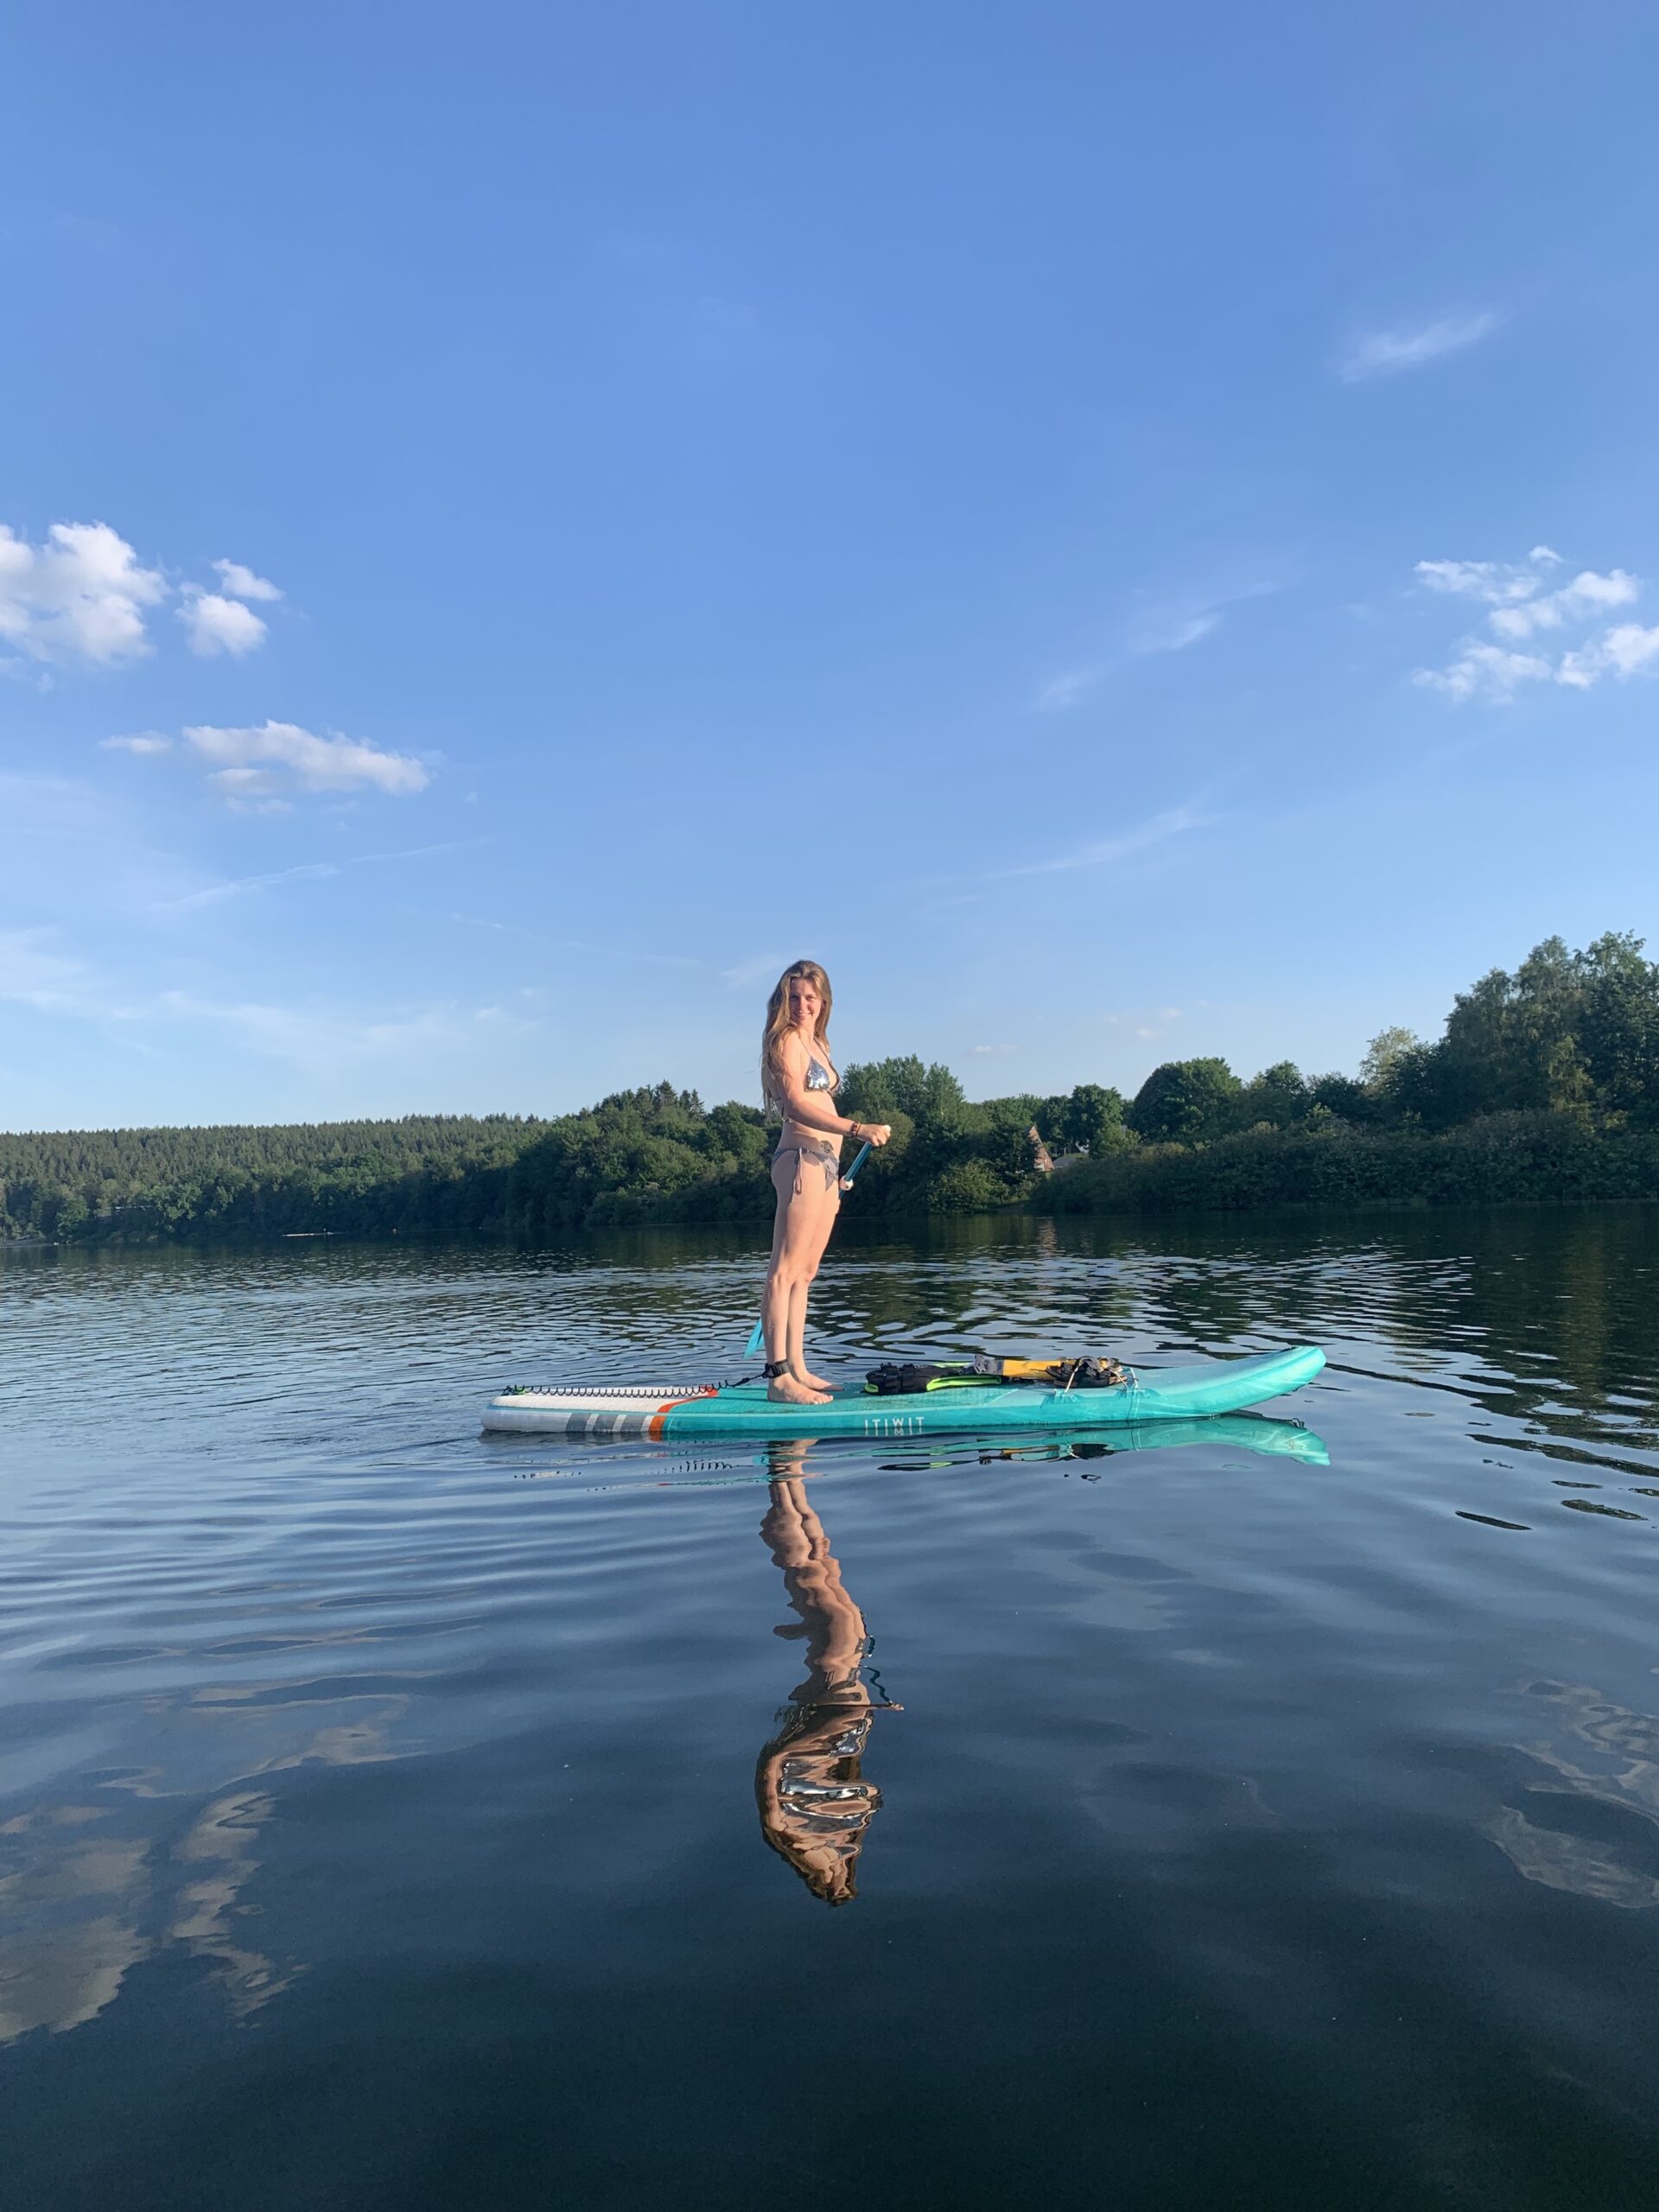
[
  {"left": 101, "top": 732, "right": 173, "bottom": 756},
  {"left": 1139, "top": 610, "right": 1221, "bottom": 653},
  {"left": 155, "top": 862, "right": 342, "bottom": 913},
  {"left": 1415, "top": 641, "right": 1551, "bottom": 703},
  {"left": 1032, "top": 667, "right": 1100, "bottom": 712},
  {"left": 120, "top": 990, "right": 540, "bottom": 1071},
  {"left": 1413, "top": 547, "right": 1657, "bottom": 702},
  {"left": 1341, "top": 311, "right": 1498, "bottom": 382},
  {"left": 452, "top": 912, "right": 702, "bottom": 971},
  {"left": 989, "top": 804, "right": 1208, "bottom": 880},
  {"left": 721, "top": 951, "right": 792, "bottom": 988},
  {"left": 0, "top": 927, "right": 88, "bottom": 1011},
  {"left": 1415, "top": 549, "right": 1560, "bottom": 604},
  {"left": 1033, "top": 580, "right": 1274, "bottom": 711},
  {"left": 125, "top": 721, "right": 436, "bottom": 804},
  {"left": 155, "top": 840, "right": 486, "bottom": 914},
  {"left": 0, "top": 770, "right": 211, "bottom": 919}
]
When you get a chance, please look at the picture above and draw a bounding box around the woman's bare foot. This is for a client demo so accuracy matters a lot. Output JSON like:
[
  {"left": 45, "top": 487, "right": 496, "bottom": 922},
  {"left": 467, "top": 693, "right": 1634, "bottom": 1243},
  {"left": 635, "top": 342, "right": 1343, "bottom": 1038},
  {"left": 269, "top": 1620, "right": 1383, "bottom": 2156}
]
[
  {"left": 768, "top": 1374, "right": 831, "bottom": 1406},
  {"left": 795, "top": 1371, "right": 836, "bottom": 1393}
]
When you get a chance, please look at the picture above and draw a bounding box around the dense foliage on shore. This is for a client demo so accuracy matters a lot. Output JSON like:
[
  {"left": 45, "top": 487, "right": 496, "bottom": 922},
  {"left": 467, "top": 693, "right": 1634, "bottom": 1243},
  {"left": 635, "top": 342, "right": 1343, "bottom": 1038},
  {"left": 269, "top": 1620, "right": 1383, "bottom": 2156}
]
[
  {"left": 0, "top": 1062, "right": 1109, "bottom": 1242},
  {"left": 3, "top": 932, "right": 1656, "bottom": 1241},
  {"left": 1049, "top": 930, "right": 1659, "bottom": 1217}
]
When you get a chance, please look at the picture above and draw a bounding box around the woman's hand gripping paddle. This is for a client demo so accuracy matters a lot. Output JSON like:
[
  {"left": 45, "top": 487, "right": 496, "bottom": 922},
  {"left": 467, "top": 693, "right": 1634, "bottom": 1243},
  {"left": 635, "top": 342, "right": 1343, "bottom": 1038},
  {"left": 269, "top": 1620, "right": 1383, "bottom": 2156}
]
[{"left": 743, "top": 1140, "right": 874, "bottom": 1356}]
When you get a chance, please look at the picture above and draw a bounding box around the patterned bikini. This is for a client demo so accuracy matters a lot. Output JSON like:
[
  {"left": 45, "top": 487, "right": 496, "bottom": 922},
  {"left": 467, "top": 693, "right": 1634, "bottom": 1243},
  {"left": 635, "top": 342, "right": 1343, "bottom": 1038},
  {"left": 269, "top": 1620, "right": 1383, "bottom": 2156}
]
[{"left": 772, "top": 1056, "right": 842, "bottom": 1194}]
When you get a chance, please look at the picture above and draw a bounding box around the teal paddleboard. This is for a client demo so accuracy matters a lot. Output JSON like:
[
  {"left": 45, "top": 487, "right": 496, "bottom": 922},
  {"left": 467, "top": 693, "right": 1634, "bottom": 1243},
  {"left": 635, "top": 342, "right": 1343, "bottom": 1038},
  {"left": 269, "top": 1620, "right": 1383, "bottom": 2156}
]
[{"left": 482, "top": 1344, "right": 1325, "bottom": 1439}]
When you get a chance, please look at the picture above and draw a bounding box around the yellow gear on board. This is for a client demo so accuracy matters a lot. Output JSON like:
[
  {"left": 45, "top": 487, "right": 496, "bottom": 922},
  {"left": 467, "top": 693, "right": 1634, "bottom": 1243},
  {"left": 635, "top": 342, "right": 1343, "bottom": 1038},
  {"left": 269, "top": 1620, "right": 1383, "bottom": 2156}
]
[{"left": 972, "top": 1354, "right": 1096, "bottom": 1380}]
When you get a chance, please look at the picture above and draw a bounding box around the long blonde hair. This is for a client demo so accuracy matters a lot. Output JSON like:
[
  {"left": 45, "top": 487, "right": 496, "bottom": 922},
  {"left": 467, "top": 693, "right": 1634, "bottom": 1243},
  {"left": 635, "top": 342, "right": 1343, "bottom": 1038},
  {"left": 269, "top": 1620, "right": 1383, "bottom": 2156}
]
[{"left": 760, "top": 960, "right": 834, "bottom": 1113}]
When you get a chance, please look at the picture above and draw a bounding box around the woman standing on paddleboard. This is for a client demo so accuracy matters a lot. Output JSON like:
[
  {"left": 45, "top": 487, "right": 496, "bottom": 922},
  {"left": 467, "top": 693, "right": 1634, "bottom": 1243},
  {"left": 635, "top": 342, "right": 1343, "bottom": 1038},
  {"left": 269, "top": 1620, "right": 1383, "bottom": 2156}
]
[{"left": 760, "top": 961, "right": 889, "bottom": 1406}]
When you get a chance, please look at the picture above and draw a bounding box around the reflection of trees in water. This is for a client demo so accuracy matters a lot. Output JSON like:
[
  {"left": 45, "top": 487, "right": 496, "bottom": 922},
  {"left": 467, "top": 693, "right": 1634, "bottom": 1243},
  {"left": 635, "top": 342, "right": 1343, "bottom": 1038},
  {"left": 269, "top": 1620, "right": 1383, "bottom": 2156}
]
[{"left": 753, "top": 1454, "right": 899, "bottom": 1907}]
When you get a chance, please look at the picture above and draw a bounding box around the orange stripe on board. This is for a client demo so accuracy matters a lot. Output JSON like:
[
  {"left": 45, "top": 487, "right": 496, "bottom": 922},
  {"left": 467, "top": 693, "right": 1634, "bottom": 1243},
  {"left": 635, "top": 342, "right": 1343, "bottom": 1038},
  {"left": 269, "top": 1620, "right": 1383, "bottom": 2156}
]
[{"left": 648, "top": 1386, "right": 720, "bottom": 1439}]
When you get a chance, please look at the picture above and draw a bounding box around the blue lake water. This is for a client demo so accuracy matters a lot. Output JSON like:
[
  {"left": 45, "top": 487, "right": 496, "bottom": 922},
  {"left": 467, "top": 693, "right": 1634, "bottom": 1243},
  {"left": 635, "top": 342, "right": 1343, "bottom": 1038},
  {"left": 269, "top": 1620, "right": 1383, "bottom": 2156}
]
[{"left": 3, "top": 1209, "right": 1659, "bottom": 2209}]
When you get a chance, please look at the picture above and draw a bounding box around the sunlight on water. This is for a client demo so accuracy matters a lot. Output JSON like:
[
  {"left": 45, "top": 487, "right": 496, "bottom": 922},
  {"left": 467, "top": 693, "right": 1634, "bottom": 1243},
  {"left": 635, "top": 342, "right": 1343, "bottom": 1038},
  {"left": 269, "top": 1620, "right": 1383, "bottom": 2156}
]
[{"left": 3, "top": 1208, "right": 1658, "bottom": 2210}]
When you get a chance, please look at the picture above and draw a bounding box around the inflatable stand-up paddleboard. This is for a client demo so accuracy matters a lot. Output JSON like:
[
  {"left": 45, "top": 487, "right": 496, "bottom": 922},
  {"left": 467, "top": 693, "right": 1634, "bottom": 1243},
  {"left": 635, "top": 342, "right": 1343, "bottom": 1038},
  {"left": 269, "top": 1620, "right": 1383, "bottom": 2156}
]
[{"left": 482, "top": 1344, "right": 1325, "bottom": 1440}]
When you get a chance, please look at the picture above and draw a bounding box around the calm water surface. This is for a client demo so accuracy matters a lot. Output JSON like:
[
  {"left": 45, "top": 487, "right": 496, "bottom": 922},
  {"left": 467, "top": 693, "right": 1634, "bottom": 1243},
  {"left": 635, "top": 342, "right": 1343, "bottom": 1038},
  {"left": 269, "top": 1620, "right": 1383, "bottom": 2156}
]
[{"left": 3, "top": 1209, "right": 1659, "bottom": 2210}]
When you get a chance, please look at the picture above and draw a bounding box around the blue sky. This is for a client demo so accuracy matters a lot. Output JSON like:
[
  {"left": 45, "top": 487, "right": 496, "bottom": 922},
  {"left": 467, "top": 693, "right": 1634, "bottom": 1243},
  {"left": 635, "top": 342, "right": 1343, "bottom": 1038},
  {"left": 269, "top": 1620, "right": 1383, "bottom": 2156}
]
[{"left": 4, "top": 1, "right": 1657, "bottom": 1130}]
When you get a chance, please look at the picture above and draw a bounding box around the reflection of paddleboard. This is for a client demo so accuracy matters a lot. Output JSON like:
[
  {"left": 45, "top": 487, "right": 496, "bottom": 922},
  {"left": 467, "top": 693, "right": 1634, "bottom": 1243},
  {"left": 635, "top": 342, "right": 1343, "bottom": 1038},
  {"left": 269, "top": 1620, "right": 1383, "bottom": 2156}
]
[
  {"left": 510, "top": 1414, "right": 1332, "bottom": 1491},
  {"left": 482, "top": 1344, "right": 1325, "bottom": 1440},
  {"left": 1056, "top": 1414, "right": 1330, "bottom": 1466}
]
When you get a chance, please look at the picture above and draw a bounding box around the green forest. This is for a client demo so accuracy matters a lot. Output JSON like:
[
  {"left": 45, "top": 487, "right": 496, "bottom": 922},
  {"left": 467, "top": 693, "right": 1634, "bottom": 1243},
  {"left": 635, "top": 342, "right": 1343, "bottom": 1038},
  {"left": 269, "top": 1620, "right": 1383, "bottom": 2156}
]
[{"left": 3, "top": 931, "right": 1658, "bottom": 1243}]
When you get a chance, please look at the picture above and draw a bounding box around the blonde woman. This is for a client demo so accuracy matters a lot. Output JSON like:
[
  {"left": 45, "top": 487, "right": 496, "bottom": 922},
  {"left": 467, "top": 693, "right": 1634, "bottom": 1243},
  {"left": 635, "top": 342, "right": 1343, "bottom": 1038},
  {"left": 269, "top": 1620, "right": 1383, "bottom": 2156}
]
[{"left": 760, "top": 961, "right": 889, "bottom": 1406}]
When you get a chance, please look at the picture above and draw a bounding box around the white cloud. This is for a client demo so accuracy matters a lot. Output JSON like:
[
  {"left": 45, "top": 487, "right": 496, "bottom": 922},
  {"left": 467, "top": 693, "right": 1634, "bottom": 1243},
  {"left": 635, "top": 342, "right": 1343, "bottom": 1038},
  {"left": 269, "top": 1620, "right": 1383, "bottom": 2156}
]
[
  {"left": 213, "top": 559, "right": 282, "bottom": 603},
  {"left": 0, "top": 520, "right": 166, "bottom": 664},
  {"left": 1556, "top": 623, "right": 1659, "bottom": 689},
  {"left": 1341, "top": 311, "right": 1497, "bottom": 382},
  {"left": 0, "top": 527, "right": 287, "bottom": 673},
  {"left": 1414, "top": 548, "right": 1656, "bottom": 700},
  {"left": 971, "top": 1043, "right": 1017, "bottom": 1055},
  {"left": 180, "top": 590, "right": 268, "bottom": 656},
  {"left": 182, "top": 721, "right": 430, "bottom": 798},
  {"left": 1488, "top": 569, "right": 1639, "bottom": 639},
  {"left": 100, "top": 732, "right": 173, "bottom": 755},
  {"left": 1414, "top": 556, "right": 1545, "bottom": 605},
  {"left": 1414, "top": 641, "right": 1552, "bottom": 702}
]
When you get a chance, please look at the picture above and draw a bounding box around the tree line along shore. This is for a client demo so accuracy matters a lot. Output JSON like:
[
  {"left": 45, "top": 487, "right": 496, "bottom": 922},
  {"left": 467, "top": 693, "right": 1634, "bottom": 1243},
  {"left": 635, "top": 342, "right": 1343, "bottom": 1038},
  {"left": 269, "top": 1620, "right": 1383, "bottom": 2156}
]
[{"left": 3, "top": 932, "right": 1657, "bottom": 1244}]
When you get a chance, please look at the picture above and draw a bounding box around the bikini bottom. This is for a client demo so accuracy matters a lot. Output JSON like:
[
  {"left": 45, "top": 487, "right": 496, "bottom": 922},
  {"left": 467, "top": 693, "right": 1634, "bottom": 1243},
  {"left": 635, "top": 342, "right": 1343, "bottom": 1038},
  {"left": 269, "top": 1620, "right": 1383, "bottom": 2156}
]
[{"left": 772, "top": 1140, "right": 841, "bottom": 1197}]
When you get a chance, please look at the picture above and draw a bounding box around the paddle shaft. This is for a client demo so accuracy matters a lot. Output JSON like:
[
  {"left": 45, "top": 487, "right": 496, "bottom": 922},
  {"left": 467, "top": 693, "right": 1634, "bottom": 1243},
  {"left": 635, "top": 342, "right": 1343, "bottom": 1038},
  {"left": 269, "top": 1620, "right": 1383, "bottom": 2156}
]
[{"left": 838, "top": 1139, "right": 873, "bottom": 1190}]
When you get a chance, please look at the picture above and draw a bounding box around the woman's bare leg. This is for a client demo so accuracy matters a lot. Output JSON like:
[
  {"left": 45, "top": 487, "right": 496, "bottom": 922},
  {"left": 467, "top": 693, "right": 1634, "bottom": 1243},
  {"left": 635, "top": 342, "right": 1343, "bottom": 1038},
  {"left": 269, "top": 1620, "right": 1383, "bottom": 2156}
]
[
  {"left": 789, "top": 1183, "right": 841, "bottom": 1389},
  {"left": 764, "top": 1160, "right": 836, "bottom": 1404}
]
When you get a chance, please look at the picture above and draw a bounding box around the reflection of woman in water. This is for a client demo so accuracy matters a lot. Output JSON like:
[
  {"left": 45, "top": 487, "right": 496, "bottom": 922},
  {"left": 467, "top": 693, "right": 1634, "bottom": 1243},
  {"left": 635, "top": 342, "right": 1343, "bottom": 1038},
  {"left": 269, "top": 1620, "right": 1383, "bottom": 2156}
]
[{"left": 753, "top": 1453, "right": 897, "bottom": 1905}]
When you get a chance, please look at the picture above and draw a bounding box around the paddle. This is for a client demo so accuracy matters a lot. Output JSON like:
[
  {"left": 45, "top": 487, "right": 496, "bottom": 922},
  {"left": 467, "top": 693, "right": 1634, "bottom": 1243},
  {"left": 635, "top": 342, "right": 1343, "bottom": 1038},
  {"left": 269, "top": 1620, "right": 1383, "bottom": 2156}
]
[
  {"left": 838, "top": 1138, "right": 874, "bottom": 1190},
  {"left": 743, "top": 1140, "right": 875, "bottom": 1356}
]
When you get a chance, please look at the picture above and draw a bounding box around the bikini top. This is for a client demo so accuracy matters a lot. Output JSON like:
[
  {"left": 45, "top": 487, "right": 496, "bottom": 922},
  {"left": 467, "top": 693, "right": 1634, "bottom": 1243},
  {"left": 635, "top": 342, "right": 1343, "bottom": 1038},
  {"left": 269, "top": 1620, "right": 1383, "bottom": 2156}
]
[{"left": 805, "top": 1056, "right": 838, "bottom": 1094}]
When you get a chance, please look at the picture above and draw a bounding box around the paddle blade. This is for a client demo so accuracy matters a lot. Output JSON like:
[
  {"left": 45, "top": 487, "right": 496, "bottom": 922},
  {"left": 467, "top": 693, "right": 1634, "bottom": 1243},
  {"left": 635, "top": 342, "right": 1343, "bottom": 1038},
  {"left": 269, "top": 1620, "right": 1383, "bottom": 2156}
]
[{"left": 744, "top": 1315, "right": 765, "bottom": 1356}]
